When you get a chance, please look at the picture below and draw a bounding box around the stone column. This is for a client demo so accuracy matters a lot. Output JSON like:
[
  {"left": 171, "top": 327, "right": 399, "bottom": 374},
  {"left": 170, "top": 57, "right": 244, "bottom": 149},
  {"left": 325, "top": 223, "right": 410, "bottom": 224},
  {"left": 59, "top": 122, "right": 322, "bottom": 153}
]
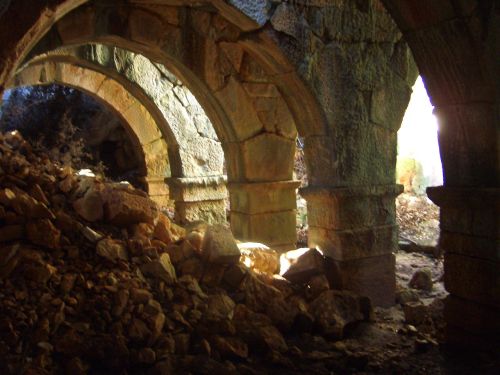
[
  {"left": 166, "top": 176, "right": 227, "bottom": 225},
  {"left": 228, "top": 180, "right": 301, "bottom": 252},
  {"left": 428, "top": 187, "right": 500, "bottom": 345},
  {"left": 301, "top": 184, "right": 403, "bottom": 307},
  {"left": 147, "top": 177, "right": 173, "bottom": 210}
]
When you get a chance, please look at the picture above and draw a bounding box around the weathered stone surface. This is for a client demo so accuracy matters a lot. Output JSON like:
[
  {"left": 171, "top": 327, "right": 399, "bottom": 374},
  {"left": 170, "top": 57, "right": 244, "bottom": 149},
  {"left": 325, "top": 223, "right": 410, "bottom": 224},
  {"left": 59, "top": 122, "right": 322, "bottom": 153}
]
[
  {"left": 238, "top": 242, "right": 279, "bottom": 276},
  {"left": 327, "top": 254, "right": 396, "bottom": 307},
  {"left": 73, "top": 189, "right": 104, "bottom": 222},
  {"left": 202, "top": 225, "right": 240, "bottom": 264},
  {"left": 282, "top": 248, "right": 324, "bottom": 284},
  {"left": 403, "top": 302, "right": 431, "bottom": 326},
  {"left": 96, "top": 238, "right": 128, "bottom": 262},
  {"left": 140, "top": 253, "right": 177, "bottom": 284},
  {"left": 104, "top": 187, "right": 158, "bottom": 226},
  {"left": 228, "top": 180, "right": 299, "bottom": 215},
  {"left": 444, "top": 253, "right": 500, "bottom": 308},
  {"left": 408, "top": 269, "right": 433, "bottom": 292},
  {"left": 153, "top": 214, "right": 173, "bottom": 244},
  {"left": 26, "top": 219, "right": 61, "bottom": 249},
  {"left": 240, "top": 133, "right": 295, "bottom": 182},
  {"left": 309, "top": 290, "right": 366, "bottom": 339},
  {"left": 231, "top": 210, "right": 297, "bottom": 250},
  {"left": 215, "top": 77, "right": 263, "bottom": 140}
]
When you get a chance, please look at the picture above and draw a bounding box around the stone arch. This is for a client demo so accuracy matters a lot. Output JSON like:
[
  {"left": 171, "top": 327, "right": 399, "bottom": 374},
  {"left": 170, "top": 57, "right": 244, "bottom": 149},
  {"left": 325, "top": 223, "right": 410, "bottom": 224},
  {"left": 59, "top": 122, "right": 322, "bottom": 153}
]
[
  {"left": 12, "top": 60, "right": 173, "bottom": 208},
  {"left": 21, "top": 2, "right": 334, "bottom": 250},
  {"left": 0, "top": 0, "right": 497, "bottom": 338},
  {"left": 20, "top": 44, "right": 228, "bottom": 224},
  {"left": 381, "top": 0, "right": 499, "bottom": 344}
]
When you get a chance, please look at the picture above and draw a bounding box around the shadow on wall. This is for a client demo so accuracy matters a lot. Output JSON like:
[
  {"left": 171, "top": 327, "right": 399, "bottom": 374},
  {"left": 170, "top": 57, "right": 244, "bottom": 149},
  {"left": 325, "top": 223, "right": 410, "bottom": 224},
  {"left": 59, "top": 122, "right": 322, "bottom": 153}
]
[{"left": 397, "top": 77, "right": 443, "bottom": 195}]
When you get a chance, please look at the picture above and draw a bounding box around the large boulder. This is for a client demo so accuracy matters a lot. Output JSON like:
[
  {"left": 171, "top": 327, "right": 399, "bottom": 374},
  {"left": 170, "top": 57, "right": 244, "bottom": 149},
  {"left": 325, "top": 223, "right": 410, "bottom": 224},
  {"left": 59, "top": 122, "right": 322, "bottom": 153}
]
[
  {"left": 103, "top": 186, "right": 158, "bottom": 226},
  {"left": 201, "top": 225, "right": 240, "bottom": 264},
  {"left": 238, "top": 242, "right": 279, "bottom": 276},
  {"left": 282, "top": 248, "right": 325, "bottom": 284}
]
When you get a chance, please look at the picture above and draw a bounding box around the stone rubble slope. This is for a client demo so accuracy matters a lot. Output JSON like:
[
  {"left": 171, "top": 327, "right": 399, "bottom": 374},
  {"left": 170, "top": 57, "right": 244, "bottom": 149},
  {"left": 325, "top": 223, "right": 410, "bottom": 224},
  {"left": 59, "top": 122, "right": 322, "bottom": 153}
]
[{"left": 0, "top": 131, "right": 371, "bottom": 375}]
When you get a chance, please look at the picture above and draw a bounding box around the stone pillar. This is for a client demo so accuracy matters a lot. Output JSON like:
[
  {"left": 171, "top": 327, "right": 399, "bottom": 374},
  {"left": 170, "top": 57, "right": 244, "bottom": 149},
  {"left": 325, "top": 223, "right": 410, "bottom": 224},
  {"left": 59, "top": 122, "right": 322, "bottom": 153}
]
[
  {"left": 166, "top": 176, "right": 227, "bottom": 225},
  {"left": 300, "top": 184, "right": 403, "bottom": 307},
  {"left": 228, "top": 180, "right": 301, "bottom": 252},
  {"left": 147, "top": 177, "right": 173, "bottom": 210},
  {"left": 427, "top": 187, "right": 500, "bottom": 345}
]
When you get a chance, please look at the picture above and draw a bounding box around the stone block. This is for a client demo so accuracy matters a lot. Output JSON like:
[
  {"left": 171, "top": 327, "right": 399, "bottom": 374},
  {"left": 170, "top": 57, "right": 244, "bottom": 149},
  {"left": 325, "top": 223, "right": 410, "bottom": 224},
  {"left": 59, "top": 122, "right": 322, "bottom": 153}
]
[
  {"left": 444, "top": 253, "right": 500, "bottom": 308},
  {"left": 59, "top": 64, "right": 106, "bottom": 94},
  {"left": 370, "top": 72, "right": 412, "bottom": 131},
  {"left": 180, "top": 138, "right": 225, "bottom": 177},
  {"left": 215, "top": 76, "right": 263, "bottom": 140},
  {"left": 104, "top": 188, "right": 158, "bottom": 226},
  {"left": 147, "top": 178, "right": 170, "bottom": 197},
  {"left": 282, "top": 248, "right": 324, "bottom": 284},
  {"left": 228, "top": 180, "right": 299, "bottom": 215},
  {"left": 241, "top": 133, "right": 295, "bottom": 182},
  {"left": 439, "top": 231, "right": 499, "bottom": 262},
  {"left": 301, "top": 185, "right": 401, "bottom": 230},
  {"left": 175, "top": 200, "right": 227, "bottom": 225},
  {"left": 202, "top": 225, "right": 240, "bottom": 264},
  {"left": 56, "top": 5, "right": 96, "bottom": 44},
  {"left": 167, "top": 176, "right": 227, "bottom": 202},
  {"left": 96, "top": 79, "right": 136, "bottom": 114},
  {"left": 303, "top": 136, "right": 338, "bottom": 186},
  {"left": 128, "top": 8, "right": 165, "bottom": 46},
  {"left": 149, "top": 195, "right": 173, "bottom": 211},
  {"left": 308, "top": 224, "right": 397, "bottom": 261},
  {"left": 230, "top": 210, "right": 296, "bottom": 248},
  {"left": 326, "top": 254, "right": 396, "bottom": 307},
  {"left": 433, "top": 104, "right": 497, "bottom": 186},
  {"left": 122, "top": 102, "right": 163, "bottom": 145},
  {"left": 444, "top": 295, "right": 500, "bottom": 345}
]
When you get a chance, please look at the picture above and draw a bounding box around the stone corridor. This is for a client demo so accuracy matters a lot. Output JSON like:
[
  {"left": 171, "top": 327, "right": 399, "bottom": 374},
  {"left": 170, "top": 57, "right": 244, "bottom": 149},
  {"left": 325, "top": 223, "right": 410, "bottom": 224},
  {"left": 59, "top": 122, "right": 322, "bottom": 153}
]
[{"left": 0, "top": 0, "right": 497, "bottom": 372}]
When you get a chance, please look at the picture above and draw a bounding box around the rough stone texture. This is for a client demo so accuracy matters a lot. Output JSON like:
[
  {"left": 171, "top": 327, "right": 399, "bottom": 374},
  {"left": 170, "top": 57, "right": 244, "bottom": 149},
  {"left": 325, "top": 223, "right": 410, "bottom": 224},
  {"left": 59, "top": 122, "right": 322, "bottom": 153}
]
[
  {"left": 202, "top": 225, "right": 241, "bottom": 264},
  {"left": 328, "top": 254, "right": 397, "bottom": 308},
  {"left": 282, "top": 248, "right": 325, "bottom": 284},
  {"left": 167, "top": 176, "right": 227, "bottom": 225},
  {"left": 103, "top": 187, "right": 158, "bottom": 227},
  {"left": 237, "top": 242, "right": 279, "bottom": 276},
  {"left": 309, "top": 290, "right": 366, "bottom": 339},
  {"left": 0, "top": 0, "right": 498, "bottom": 346},
  {"left": 231, "top": 211, "right": 297, "bottom": 251},
  {"left": 228, "top": 181, "right": 300, "bottom": 215}
]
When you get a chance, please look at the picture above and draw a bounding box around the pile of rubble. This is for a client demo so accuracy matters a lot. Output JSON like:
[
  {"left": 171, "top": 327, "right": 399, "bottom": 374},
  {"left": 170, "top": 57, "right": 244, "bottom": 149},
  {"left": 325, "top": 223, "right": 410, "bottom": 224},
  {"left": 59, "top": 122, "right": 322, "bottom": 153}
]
[{"left": 0, "top": 131, "right": 371, "bottom": 374}]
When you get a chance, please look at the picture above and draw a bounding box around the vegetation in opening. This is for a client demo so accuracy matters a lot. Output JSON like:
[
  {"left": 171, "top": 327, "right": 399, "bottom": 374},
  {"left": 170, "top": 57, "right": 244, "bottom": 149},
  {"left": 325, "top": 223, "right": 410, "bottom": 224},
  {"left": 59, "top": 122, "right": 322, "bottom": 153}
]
[
  {"left": 396, "top": 76, "right": 442, "bottom": 249},
  {"left": 0, "top": 84, "right": 146, "bottom": 189}
]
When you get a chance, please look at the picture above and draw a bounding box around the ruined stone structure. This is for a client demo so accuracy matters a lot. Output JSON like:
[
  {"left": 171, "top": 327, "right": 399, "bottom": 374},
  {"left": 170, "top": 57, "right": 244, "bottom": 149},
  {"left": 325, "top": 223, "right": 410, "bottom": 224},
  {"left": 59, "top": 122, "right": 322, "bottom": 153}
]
[{"left": 0, "top": 0, "right": 497, "bottom": 346}]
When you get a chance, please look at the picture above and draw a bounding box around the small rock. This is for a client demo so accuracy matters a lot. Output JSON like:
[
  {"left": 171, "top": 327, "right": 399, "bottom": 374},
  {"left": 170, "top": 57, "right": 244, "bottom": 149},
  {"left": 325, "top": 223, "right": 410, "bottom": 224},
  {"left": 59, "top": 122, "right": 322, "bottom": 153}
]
[
  {"left": 96, "top": 238, "right": 128, "bottom": 262},
  {"left": 396, "top": 288, "right": 421, "bottom": 304},
  {"left": 309, "top": 290, "right": 365, "bottom": 339},
  {"left": 403, "top": 301, "right": 430, "bottom": 325},
  {"left": 141, "top": 253, "right": 177, "bottom": 284},
  {"left": 26, "top": 219, "right": 61, "bottom": 249},
  {"left": 73, "top": 189, "right": 104, "bottom": 222},
  {"left": 409, "top": 269, "right": 433, "bottom": 291},
  {"left": 104, "top": 187, "right": 158, "bottom": 226},
  {"left": 238, "top": 242, "right": 280, "bottom": 275},
  {"left": 204, "top": 294, "right": 235, "bottom": 322},
  {"left": 153, "top": 214, "right": 173, "bottom": 244},
  {"left": 211, "top": 335, "right": 248, "bottom": 359},
  {"left": 202, "top": 225, "right": 240, "bottom": 264},
  {"left": 282, "top": 248, "right": 324, "bottom": 284}
]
